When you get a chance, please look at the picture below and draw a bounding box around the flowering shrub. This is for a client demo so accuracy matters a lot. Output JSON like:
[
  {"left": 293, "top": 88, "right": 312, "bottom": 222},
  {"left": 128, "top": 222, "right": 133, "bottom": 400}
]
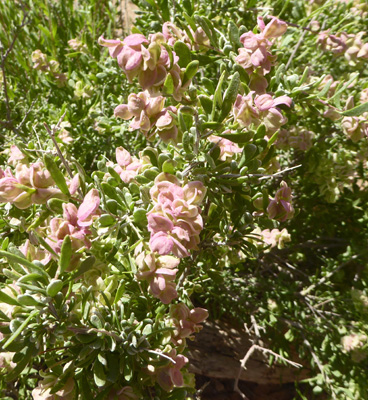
[{"left": 1, "top": 0, "right": 368, "bottom": 399}]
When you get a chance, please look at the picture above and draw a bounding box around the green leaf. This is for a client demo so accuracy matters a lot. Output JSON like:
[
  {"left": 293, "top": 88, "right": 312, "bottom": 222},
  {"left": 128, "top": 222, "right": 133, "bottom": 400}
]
[
  {"left": 160, "top": 0, "right": 170, "bottom": 21},
  {"left": 218, "top": 72, "right": 240, "bottom": 122},
  {"left": 73, "top": 256, "right": 95, "bottom": 278},
  {"left": 101, "top": 182, "right": 125, "bottom": 206},
  {"left": 341, "top": 102, "right": 368, "bottom": 117},
  {"left": 0, "top": 290, "right": 20, "bottom": 306},
  {"left": 254, "top": 124, "right": 266, "bottom": 140},
  {"left": 178, "top": 110, "right": 187, "bottom": 132},
  {"left": 142, "top": 147, "right": 158, "bottom": 166},
  {"left": 32, "top": 232, "right": 58, "bottom": 258},
  {"left": 183, "top": 12, "right": 197, "bottom": 32},
  {"left": 261, "top": 146, "right": 275, "bottom": 166},
  {"left": 106, "top": 353, "right": 120, "bottom": 382},
  {"left": 94, "top": 360, "right": 106, "bottom": 387},
  {"left": 43, "top": 153, "right": 70, "bottom": 196},
  {"left": 228, "top": 21, "right": 241, "bottom": 47},
  {"left": 194, "top": 15, "right": 217, "bottom": 48},
  {"left": 5, "top": 343, "right": 36, "bottom": 382},
  {"left": 59, "top": 235, "right": 72, "bottom": 273},
  {"left": 183, "top": 60, "right": 199, "bottom": 84},
  {"left": 0, "top": 250, "right": 49, "bottom": 278},
  {"left": 27, "top": 209, "right": 52, "bottom": 230},
  {"left": 211, "top": 71, "right": 226, "bottom": 121},
  {"left": 219, "top": 131, "right": 253, "bottom": 144},
  {"left": 79, "top": 375, "right": 93, "bottom": 398},
  {"left": 163, "top": 73, "right": 174, "bottom": 95},
  {"left": 199, "top": 95, "right": 213, "bottom": 115},
  {"left": 173, "top": 41, "right": 192, "bottom": 68},
  {"left": 239, "top": 144, "right": 258, "bottom": 168},
  {"left": 99, "top": 214, "right": 116, "bottom": 227},
  {"left": 234, "top": 60, "right": 249, "bottom": 82},
  {"left": 17, "top": 294, "right": 42, "bottom": 306},
  {"left": 3, "top": 310, "right": 39, "bottom": 349},
  {"left": 133, "top": 208, "right": 147, "bottom": 224},
  {"left": 162, "top": 43, "right": 174, "bottom": 69},
  {"left": 167, "top": 389, "right": 187, "bottom": 400},
  {"left": 316, "top": 78, "right": 333, "bottom": 98},
  {"left": 46, "top": 198, "right": 67, "bottom": 214},
  {"left": 46, "top": 279, "right": 64, "bottom": 297},
  {"left": 182, "top": 131, "right": 194, "bottom": 153},
  {"left": 162, "top": 160, "right": 177, "bottom": 174}
]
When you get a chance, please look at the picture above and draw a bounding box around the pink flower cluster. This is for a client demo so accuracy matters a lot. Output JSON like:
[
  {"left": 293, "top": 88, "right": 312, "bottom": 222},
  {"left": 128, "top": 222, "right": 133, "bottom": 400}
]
[
  {"left": 32, "top": 376, "right": 74, "bottom": 400},
  {"left": 99, "top": 32, "right": 191, "bottom": 101},
  {"left": 153, "top": 304, "right": 208, "bottom": 390},
  {"left": 253, "top": 227, "right": 291, "bottom": 250},
  {"left": 156, "top": 349, "right": 188, "bottom": 391},
  {"left": 276, "top": 127, "right": 315, "bottom": 151},
  {"left": 162, "top": 22, "right": 209, "bottom": 52},
  {"left": 46, "top": 189, "right": 100, "bottom": 265},
  {"left": 107, "top": 386, "right": 138, "bottom": 400},
  {"left": 135, "top": 249, "right": 180, "bottom": 304},
  {"left": 233, "top": 92, "right": 292, "bottom": 134},
  {"left": 236, "top": 16, "right": 288, "bottom": 92},
  {"left": 318, "top": 30, "right": 368, "bottom": 65},
  {"left": 338, "top": 95, "right": 368, "bottom": 142},
  {"left": 207, "top": 134, "right": 242, "bottom": 161},
  {"left": 114, "top": 147, "right": 147, "bottom": 183},
  {"left": 341, "top": 116, "right": 368, "bottom": 142},
  {"left": 114, "top": 91, "right": 179, "bottom": 142},
  {"left": 31, "top": 50, "right": 67, "bottom": 87},
  {"left": 169, "top": 303, "right": 208, "bottom": 345},
  {"left": 0, "top": 162, "right": 68, "bottom": 210},
  {"left": 147, "top": 173, "right": 206, "bottom": 258},
  {"left": 267, "top": 181, "right": 294, "bottom": 222},
  {"left": 20, "top": 240, "right": 51, "bottom": 266}
]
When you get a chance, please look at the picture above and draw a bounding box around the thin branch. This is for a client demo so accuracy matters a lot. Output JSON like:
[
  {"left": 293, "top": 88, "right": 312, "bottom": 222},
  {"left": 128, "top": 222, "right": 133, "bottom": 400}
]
[
  {"left": 44, "top": 114, "right": 84, "bottom": 198},
  {"left": 1, "top": 10, "right": 29, "bottom": 63},
  {"left": 285, "top": 22, "right": 311, "bottom": 70},
  {"left": 44, "top": 121, "right": 74, "bottom": 180},
  {"left": 234, "top": 343, "right": 302, "bottom": 397},
  {"left": 251, "top": 164, "right": 302, "bottom": 180},
  {"left": 303, "top": 338, "right": 337, "bottom": 400},
  {"left": 147, "top": 349, "right": 176, "bottom": 364},
  {"left": 17, "top": 97, "right": 38, "bottom": 131},
  {"left": 301, "top": 254, "right": 358, "bottom": 296},
  {"left": 0, "top": 7, "right": 29, "bottom": 140}
]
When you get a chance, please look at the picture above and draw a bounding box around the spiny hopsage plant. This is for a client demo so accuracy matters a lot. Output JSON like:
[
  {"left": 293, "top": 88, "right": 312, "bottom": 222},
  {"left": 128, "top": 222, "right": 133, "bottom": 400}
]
[{"left": 1, "top": 0, "right": 368, "bottom": 399}]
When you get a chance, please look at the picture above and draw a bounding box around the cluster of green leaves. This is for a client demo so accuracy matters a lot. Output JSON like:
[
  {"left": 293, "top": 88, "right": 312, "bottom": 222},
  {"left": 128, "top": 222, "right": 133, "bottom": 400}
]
[{"left": 131, "top": 0, "right": 368, "bottom": 398}]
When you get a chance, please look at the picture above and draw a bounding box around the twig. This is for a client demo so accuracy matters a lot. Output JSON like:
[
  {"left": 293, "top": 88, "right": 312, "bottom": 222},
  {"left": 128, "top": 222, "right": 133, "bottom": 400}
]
[
  {"left": 147, "top": 349, "right": 176, "bottom": 364},
  {"left": 234, "top": 343, "right": 303, "bottom": 395},
  {"left": 44, "top": 114, "right": 84, "bottom": 198},
  {"left": 196, "top": 381, "right": 210, "bottom": 399},
  {"left": 0, "top": 7, "right": 29, "bottom": 140},
  {"left": 17, "top": 97, "right": 38, "bottom": 131},
  {"left": 285, "top": 22, "right": 311, "bottom": 70},
  {"left": 301, "top": 254, "right": 358, "bottom": 296},
  {"left": 43, "top": 114, "right": 73, "bottom": 179},
  {"left": 250, "top": 315, "right": 261, "bottom": 338},
  {"left": 67, "top": 326, "right": 122, "bottom": 342},
  {"left": 303, "top": 338, "right": 337, "bottom": 399},
  {"left": 254, "top": 164, "right": 302, "bottom": 180}
]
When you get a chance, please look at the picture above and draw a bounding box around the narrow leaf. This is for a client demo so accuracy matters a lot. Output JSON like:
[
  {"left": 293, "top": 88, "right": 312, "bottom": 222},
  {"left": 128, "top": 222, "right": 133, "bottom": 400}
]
[
  {"left": 59, "top": 235, "right": 72, "bottom": 273},
  {"left": 43, "top": 153, "right": 70, "bottom": 196},
  {"left": 3, "top": 310, "right": 39, "bottom": 349},
  {"left": 342, "top": 102, "right": 368, "bottom": 117}
]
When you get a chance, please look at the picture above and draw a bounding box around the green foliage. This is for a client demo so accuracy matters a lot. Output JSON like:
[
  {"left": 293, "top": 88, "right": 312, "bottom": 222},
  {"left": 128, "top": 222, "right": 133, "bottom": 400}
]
[{"left": 1, "top": 0, "right": 368, "bottom": 399}]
